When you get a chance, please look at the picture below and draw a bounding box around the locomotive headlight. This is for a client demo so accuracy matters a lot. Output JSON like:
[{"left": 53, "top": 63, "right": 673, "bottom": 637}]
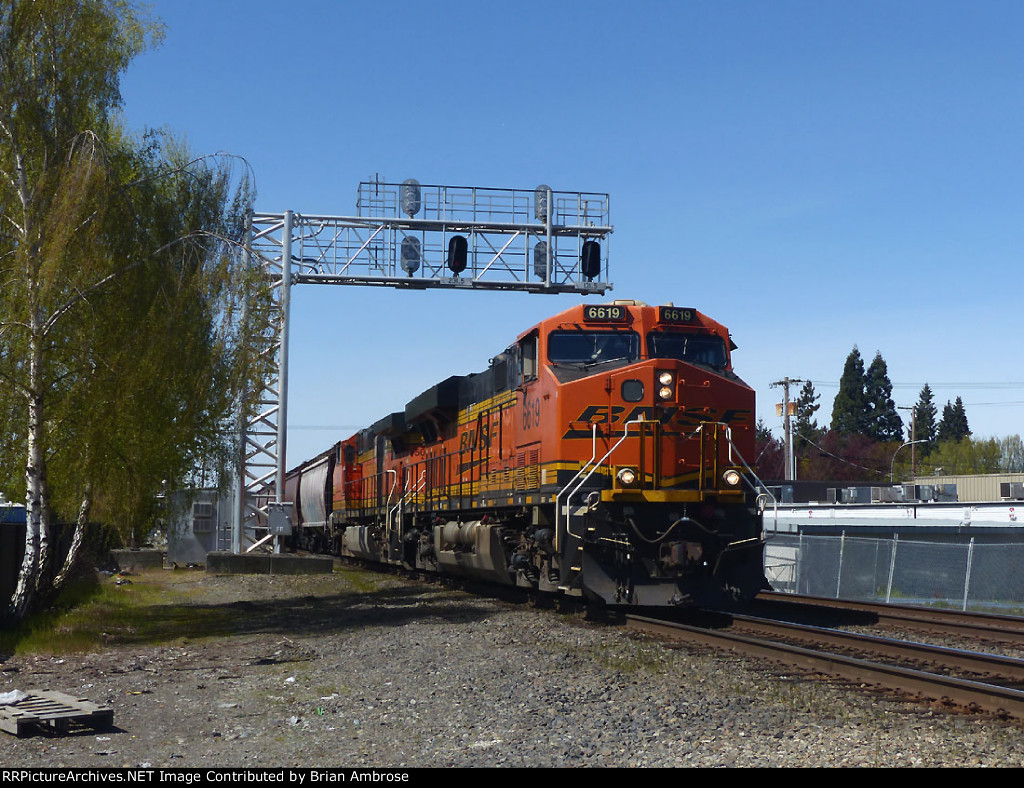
[
  {"left": 722, "top": 469, "right": 742, "bottom": 487},
  {"left": 656, "top": 370, "right": 675, "bottom": 401},
  {"left": 616, "top": 467, "right": 638, "bottom": 487}
]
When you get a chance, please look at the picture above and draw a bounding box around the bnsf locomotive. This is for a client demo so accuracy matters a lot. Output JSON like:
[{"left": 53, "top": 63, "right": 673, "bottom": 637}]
[{"left": 284, "top": 300, "right": 767, "bottom": 607}]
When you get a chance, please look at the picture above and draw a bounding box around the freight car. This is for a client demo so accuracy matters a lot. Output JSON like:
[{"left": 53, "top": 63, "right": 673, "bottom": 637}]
[{"left": 284, "top": 300, "right": 768, "bottom": 607}]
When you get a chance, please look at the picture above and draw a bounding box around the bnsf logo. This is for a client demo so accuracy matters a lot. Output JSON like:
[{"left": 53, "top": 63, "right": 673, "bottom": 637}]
[{"left": 562, "top": 405, "right": 750, "bottom": 438}]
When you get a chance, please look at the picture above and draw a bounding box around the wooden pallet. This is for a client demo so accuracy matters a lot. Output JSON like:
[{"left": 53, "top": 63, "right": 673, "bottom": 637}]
[{"left": 0, "top": 691, "right": 113, "bottom": 737}]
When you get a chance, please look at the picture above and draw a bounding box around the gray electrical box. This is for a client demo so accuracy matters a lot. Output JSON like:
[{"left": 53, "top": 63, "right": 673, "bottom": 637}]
[{"left": 268, "top": 502, "right": 294, "bottom": 536}]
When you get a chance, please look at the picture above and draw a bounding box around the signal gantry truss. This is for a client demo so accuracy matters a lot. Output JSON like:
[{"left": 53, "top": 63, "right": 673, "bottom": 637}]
[
  {"left": 233, "top": 179, "right": 613, "bottom": 551},
  {"left": 250, "top": 180, "right": 613, "bottom": 291}
]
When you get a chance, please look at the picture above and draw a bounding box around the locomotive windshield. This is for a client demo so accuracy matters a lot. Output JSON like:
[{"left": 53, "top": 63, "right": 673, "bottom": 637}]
[
  {"left": 548, "top": 330, "right": 640, "bottom": 366},
  {"left": 647, "top": 331, "right": 728, "bottom": 369}
]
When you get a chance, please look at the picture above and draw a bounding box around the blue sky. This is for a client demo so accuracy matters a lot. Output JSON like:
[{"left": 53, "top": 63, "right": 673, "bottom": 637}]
[{"left": 119, "top": 0, "right": 1024, "bottom": 466}]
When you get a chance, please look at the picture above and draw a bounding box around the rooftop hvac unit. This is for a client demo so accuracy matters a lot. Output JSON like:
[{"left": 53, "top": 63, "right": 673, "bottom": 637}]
[
  {"left": 843, "top": 487, "right": 871, "bottom": 504},
  {"left": 933, "top": 484, "right": 958, "bottom": 502},
  {"left": 827, "top": 488, "right": 840, "bottom": 504},
  {"left": 871, "top": 486, "right": 905, "bottom": 503}
]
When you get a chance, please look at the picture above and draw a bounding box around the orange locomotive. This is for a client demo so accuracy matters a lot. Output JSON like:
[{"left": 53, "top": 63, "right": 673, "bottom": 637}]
[{"left": 287, "top": 299, "right": 767, "bottom": 607}]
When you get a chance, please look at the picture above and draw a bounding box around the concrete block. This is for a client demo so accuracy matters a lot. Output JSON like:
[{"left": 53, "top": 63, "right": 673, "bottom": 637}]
[
  {"left": 204, "top": 551, "right": 333, "bottom": 575},
  {"left": 111, "top": 549, "right": 164, "bottom": 571}
]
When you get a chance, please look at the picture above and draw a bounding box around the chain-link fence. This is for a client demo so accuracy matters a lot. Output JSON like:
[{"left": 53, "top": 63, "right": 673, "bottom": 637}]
[{"left": 764, "top": 532, "right": 1024, "bottom": 613}]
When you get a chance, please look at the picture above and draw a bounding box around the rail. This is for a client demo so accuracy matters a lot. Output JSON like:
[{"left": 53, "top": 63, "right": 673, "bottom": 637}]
[{"left": 627, "top": 614, "right": 1024, "bottom": 721}]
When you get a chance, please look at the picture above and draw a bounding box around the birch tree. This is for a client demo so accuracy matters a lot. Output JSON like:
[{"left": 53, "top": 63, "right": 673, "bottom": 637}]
[{"left": 0, "top": 1, "right": 273, "bottom": 621}]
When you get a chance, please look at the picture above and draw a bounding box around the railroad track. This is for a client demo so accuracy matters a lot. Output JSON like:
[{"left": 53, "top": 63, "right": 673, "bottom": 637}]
[
  {"left": 345, "top": 552, "right": 1024, "bottom": 719},
  {"left": 626, "top": 612, "right": 1024, "bottom": 721},
  {"left": 753, "top": 591, "right": 1024, "bottom": 646}
]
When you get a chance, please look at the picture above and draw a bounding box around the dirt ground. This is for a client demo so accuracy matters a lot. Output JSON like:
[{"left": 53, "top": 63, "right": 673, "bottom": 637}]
[
  {"left": 0, "top": 565, "right": 426, "bottom": 767},
  {"left": 6, "top": 564, "right": 1024, "bottom": 769}
]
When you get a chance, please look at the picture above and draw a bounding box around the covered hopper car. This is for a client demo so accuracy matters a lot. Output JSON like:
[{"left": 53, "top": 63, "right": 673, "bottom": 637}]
[{"left": 284, "top": 300, "right": 768, "bottom": 607}]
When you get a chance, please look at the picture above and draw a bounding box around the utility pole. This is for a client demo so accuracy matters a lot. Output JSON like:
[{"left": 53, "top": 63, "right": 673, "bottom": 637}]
[
  {"left": 770, "top": 377, "right": 805, "bottom": 481},
  {"left": 898, "top": 405, "right": 917, "bottom": 479}
]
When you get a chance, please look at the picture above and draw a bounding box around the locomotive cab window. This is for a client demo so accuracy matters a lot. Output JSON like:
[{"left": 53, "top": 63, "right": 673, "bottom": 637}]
[
  {"left": 548, "top": 330, "right": 639, "bottom": 366},
  {"left": 647, "top": 331, "right": 728, "bottom": 369}
]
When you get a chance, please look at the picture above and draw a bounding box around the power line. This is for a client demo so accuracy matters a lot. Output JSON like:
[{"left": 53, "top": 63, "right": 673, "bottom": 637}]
[
  {"left": 809, "top": 380, "right": 1024, "bottom": 390},
  {"left": 803, "top": 381, "right": 1024, "bottom": 408},
  {"left": 289, "top": 425, "right": 365, "bottom": 431}
]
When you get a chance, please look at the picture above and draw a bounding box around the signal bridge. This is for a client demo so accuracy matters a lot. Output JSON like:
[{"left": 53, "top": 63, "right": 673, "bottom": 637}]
[
  {"left": 233, "top": 179, "right": 614, "bottom": 553},
  {"left": 250, "top": 179, "right": 612, "bottom": 291}
]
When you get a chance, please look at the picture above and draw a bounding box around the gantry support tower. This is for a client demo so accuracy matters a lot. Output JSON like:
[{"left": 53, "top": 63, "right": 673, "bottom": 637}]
[{"left": 233, "top": 178, "right": 613, "bottom": 552}]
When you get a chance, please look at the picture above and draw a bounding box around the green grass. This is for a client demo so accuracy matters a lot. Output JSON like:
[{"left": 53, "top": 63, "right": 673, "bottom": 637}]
[
  {"left": 0, "top": 563, "right": 408, "bottom": 658},
  {"left": 0, "top": 571, "right": 233, "bottom": 656}
]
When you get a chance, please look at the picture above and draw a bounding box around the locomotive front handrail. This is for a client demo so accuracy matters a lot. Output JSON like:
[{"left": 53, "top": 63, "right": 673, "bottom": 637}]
[
  {"left": 559, "top": 417, "right": 650, "bottom": 549},
  {"left": 716, "top": 421, "right": 778, "bottom": 533}
]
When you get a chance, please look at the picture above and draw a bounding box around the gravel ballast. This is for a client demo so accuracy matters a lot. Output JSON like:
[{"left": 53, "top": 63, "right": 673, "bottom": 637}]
[{"left": 2, "top": 567, "right": 1024, "bottom": 768}]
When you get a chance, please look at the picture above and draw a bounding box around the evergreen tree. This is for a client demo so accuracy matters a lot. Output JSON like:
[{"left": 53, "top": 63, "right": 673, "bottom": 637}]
[
  {"left": 937, "top": 397, "right": 971, "bottom": 442},
  {"left": 913, "top": 383, "right": 938, "bottom": 451},
  {"left": 938, "top": 401, "right": 954, "bottom": 441},
  {"left": 754, "top": 419, "right": 785, "bottom": 479},
  {"left": 794, "top": 380, "right": 821, "bottom": 442},
  {"left": 831, "top": 346, "right": 867, "bottom": 435},
  {"left": 864, "top": 352, "right": 903, "bottom": 442},
  {"left": 952, "top": 396, "right": 971, "bottom": 439}
]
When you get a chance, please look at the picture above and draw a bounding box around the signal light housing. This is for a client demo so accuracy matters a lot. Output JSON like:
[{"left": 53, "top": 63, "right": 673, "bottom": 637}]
[
  {"left": 447, "top": 235, "right": 468, "bottom": 275},
  {"left": 581, "top": 240, "right": 601, "bottom": 280},
  {"left": 401, "top": 237, "right": 421, "bottom": 275}
]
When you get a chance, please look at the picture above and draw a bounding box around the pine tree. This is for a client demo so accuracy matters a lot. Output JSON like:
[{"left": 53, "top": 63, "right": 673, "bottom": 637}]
[
  {"left": 952, "top": 396, "right": 971, "bottom": 439},
  {"left": 938, "top": 401, "right": 954, "bottom": 441},
  {"left": 831, "top": 347, "right": 867, "bottom": 435},
  {"left": 794, "top": 380, "right": 821, "bottom": 442},
  {"left": 864, "top": 352, "right": 903, "bottom": 442},
  {"left": 938, "top": 397, "right": 971, "bottom": 442},
  {"left": 913, "top": 383, "right": 938, "bottom": 452},
  {"left": 754, "top": 419, "right": 785, "bottom": 478}
]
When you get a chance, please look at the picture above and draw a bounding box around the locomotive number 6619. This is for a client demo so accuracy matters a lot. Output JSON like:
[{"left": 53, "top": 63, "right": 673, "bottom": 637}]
[{"left": 284, "top": 299, "right": 768, "bottom": 608}]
